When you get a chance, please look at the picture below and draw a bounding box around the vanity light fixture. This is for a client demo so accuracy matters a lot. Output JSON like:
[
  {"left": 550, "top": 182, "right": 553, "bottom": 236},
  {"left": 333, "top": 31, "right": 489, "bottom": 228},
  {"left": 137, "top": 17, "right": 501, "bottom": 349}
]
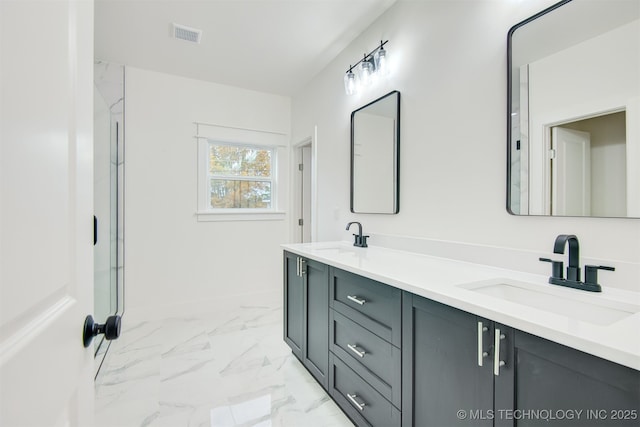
[
  {"left": 344, "top": 40, "right": 389, "bottom": 95},
  {"left": 359, "top": 54, "right": 374, "bottom": 86},
  {"left": 344, "top": 66, "right": 357, "bottom": 95},
  {"left": 374, "top": 44, "right": 389, "bottom": 76}
]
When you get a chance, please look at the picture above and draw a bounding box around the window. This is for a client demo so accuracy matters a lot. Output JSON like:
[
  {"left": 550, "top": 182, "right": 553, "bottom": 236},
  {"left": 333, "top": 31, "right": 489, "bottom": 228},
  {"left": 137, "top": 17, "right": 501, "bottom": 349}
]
[
  {"left": 195, "top": 123, "right": 287, "bottom": 222},
  {"left": 207, "top": 142, "right": 275, "bottom": 209}
]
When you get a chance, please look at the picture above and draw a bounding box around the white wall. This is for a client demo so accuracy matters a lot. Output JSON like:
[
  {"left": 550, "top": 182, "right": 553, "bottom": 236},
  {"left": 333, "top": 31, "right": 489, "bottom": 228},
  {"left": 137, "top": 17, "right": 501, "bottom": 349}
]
[
  {"left": 125, "top": 67, "right": 291, "bottom": 319},
  {"left": 291, "top": 0, "right": 640, "bottom": 291}
]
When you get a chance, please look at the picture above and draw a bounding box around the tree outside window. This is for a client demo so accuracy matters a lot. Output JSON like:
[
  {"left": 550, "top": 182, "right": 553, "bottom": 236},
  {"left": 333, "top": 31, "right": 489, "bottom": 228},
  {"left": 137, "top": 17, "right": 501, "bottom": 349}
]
[{"left": 208, "top": 143, "right": 274, "bottom": 209}]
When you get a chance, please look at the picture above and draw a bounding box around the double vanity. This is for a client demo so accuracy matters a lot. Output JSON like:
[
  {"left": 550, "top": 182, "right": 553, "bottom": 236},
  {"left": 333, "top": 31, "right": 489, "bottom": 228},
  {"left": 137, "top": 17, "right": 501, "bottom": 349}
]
[
  {"left": 283, "top": 1, "right": 640, "bottom": 423},
  {"left": 282, "top": 241, "right": 640, "bottom": 427}
]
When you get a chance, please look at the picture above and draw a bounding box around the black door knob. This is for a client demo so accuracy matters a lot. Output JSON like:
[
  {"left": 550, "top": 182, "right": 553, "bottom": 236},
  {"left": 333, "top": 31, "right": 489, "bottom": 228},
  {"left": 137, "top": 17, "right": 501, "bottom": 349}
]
[{"left": 83, "top": 314, "right": 121, "bottom": 348}]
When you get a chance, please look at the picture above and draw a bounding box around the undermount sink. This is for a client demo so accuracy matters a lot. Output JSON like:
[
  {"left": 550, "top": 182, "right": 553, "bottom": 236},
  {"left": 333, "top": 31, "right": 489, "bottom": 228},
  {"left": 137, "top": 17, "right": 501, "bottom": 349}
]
[
  {"left": 314, "top": 245, "right": 344, "bottom": 250},
  {"left": 459, "top": 279, "right": 640, "bottom": 326},
  {"left": 312, "top": 244, "right": 359, "bottom": 253}
]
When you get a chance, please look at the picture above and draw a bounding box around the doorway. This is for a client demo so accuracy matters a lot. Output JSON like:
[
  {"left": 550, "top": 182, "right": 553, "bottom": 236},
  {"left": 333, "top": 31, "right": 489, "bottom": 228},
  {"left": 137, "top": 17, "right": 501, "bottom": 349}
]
[
  {"left": 548, "top": 111, "right": 627, "bottom": 217},
  {"left": 293, "top": 136, "right": 315, "bottom": 243}
]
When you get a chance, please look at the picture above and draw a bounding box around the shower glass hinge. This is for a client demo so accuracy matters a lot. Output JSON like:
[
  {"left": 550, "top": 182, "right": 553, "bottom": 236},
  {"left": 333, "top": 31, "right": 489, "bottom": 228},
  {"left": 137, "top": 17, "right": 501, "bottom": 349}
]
[{"left": 298, "top": 218, "right": 304, "bottom": 226}]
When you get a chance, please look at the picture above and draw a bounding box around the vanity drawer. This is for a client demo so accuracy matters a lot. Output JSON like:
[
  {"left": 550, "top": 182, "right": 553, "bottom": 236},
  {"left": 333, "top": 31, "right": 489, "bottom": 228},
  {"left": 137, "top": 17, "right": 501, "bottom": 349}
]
[
  {"left": 330, "top": 309, "right": 401, "bottom": 408},
  {"left": 330, "top": 267, "right": 402, "bottom": 346},
  {"left": 329, "top": 353, "right": 401, "bottom": 427}
]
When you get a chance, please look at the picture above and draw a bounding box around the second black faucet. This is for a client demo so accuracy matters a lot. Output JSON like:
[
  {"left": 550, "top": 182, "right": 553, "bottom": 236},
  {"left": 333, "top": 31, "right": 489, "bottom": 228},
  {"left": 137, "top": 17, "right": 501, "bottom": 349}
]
[
  {"left": 346, "top": 222, "right": 369, "bottom": 248},
  {"left": 553, "top": 234, "right": 581, "bottom": 282},
  {"left": 539, "top": 234, "right": 615, "bottom": 292}
]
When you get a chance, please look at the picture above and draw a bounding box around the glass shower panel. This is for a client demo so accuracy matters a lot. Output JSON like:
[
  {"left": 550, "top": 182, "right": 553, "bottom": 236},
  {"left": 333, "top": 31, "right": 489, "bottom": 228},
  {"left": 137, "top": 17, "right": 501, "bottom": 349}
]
[
  {"left": 93, "top": 86, "right": 113, "bottom": 326},
  {"left": 94, "top": 61, "right": 124, "bottom": 375}
]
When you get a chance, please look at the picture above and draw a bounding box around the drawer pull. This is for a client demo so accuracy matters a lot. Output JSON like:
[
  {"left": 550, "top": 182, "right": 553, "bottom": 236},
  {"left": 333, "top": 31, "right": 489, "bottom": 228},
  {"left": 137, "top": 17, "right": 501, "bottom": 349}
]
[
  {"left": 477, "top": 321, "right": 488, "bottom": 367},
  {"left": 347, "top": 344, "right": 366, "bottom": 358},
  {"left": 494, "top": 329, "right": 506, "bottom": 376},
  {"left": 346, "top": 393, "right": 366, "bottom": 411},
  {"left": 347, "top": 295, "right": 366, "bottom": 305}
]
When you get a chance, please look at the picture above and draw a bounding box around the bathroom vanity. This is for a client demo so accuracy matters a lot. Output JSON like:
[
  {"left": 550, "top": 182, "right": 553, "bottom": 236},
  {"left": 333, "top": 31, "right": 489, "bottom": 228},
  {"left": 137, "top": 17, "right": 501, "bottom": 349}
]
[
  {"left": 283, "top": 252, "right": 329, "bottom": 388},
  {"left": 282, "top": 242, "right": 640, "bottom": 427}
]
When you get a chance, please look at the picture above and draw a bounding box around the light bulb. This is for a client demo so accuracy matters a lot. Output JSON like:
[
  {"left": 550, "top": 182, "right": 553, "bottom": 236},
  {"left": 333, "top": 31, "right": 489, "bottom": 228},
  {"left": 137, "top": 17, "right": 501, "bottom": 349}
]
[
  {"left": 359, "top": 59, "right": 373, "bottom": 86},
  {"left": 344, "top": 69, "right": 357, "bottom": 95},
  {"left": 374, "top": 47, "right": 389, "bottom": 76}
]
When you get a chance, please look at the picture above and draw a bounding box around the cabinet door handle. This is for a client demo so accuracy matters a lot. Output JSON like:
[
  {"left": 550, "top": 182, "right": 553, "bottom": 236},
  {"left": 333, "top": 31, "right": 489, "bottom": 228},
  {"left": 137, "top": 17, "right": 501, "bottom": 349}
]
[
  {"left": 346, "top": 393, "right": 366, "bottom": 411},
  {"left": 347, "top": 295, "right": 366, "bottom": 305},
  {"left": 300, "top": 259, "right": 306, "bottom": 275},
  {"left": 296, "top": 257, "right": 300, "bottom": 276},
  {"left": 347, "top": 343, "right": 366, "bottom": 358},
  {"left": 494, "top": 328, "right": 506, "bottom": 376},
  {"left": 477, "top": 321, "right": 488, "bottom": 367}
]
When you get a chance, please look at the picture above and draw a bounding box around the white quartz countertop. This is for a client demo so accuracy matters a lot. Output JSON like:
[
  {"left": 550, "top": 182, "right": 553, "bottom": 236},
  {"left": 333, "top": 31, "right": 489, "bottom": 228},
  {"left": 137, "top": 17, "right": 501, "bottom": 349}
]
[{"left": 282, "top": 241, "right": 640, "bottom": 370}]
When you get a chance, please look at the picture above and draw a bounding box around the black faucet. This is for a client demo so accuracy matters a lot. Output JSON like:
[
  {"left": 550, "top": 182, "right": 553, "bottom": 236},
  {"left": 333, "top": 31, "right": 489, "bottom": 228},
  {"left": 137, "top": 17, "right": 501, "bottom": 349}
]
[
  {"left": 346, "top": 222, "right": 369, "bottom": 248},
  {"left": 554, "top": 234, "right": 581, "bottom": 282},
  {"left": 539, "top": 234, "right": 614, "bottom": 292}
]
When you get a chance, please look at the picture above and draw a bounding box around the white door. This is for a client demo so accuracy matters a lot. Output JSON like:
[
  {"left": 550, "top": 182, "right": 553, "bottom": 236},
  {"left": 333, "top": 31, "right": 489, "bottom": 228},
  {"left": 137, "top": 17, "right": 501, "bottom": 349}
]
[
  {"left": 293, "top": 140, "right": 313, "bottom": 243},
  {"left": 300, "top": 145, "right": 312, "bottom": 243},
  {"left": 551, "top": 127, "right": 592, "bottom": 216},
  {"left": 1, "top": 1, "right": 95, "bottom": 426}
]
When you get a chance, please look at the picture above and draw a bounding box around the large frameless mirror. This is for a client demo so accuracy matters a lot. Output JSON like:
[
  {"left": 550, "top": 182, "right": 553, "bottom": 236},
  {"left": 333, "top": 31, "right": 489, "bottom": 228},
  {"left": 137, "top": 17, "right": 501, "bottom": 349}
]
[
  {"left": 507, "top": 0, "right": 639, "bottom": 217},
  {"left": 351, "top": 90, "right": 400, "bottom": 214}
]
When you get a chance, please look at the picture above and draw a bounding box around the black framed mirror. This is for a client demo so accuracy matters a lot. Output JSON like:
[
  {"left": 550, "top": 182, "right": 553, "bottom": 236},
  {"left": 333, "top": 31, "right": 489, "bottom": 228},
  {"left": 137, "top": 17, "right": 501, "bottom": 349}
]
[
  {"left": 507, "top": 0, "right": 639, "bottom": 218},
  {"left": 351, "top": 90, "right": 400, "bottom": 214}
]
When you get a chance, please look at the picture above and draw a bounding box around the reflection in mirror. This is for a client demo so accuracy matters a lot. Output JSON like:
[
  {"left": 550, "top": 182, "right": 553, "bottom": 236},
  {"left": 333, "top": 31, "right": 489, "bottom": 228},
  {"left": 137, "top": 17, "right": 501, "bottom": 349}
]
[
  {"left": 508, "top": 0, "right": 639, "bottom": 217},
  {"left": 351, "top": 90, "right": 400, "bottom": 214}
]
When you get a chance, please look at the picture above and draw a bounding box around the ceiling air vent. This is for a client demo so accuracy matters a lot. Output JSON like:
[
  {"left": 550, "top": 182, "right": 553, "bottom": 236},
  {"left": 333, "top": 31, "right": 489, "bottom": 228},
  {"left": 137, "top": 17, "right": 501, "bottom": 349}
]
[{"left": 172, "top": 23, "right": 202, "bottom": 44}]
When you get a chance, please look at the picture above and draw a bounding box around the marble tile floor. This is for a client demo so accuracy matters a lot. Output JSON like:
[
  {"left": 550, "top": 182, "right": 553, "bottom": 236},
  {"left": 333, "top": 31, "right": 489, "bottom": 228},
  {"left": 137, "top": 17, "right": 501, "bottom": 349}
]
[{"left": 94, "top": 300, "right": 354, "bottom": 427}]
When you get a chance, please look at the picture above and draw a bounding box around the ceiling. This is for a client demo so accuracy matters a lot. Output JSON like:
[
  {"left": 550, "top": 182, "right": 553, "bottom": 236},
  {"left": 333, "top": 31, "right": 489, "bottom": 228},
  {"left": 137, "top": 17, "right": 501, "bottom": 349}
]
[{"left": 94, "top": 0, "right": 397, "bottom": 96}]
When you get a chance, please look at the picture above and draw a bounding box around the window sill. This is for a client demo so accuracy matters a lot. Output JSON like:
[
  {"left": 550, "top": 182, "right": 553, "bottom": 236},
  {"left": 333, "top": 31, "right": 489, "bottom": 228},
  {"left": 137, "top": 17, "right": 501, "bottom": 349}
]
[{"left": 196, "top": 210, "right": 286, "bottom": 222}]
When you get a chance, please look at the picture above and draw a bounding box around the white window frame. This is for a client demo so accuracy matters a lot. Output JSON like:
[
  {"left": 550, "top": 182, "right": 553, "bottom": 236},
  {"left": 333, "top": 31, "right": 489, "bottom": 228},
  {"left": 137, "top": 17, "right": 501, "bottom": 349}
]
[{"left": 196, "top": 128, "right": 287, "bottom": 222}]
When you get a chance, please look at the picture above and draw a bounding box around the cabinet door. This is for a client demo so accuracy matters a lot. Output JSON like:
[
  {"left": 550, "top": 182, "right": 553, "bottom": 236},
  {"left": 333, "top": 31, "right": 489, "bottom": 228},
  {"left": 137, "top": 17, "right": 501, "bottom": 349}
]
[
  {"left": 303, "top": 258, "right": 329, "bottom": 389},
  {"left": 402, "top": 293, "right": 493, "bottom": 427},
  {"left": 283, "top": 251, "right": 303, "bottom": 359},
  {"left": 496, "top": 329, "right": 640, "bottom": 427}
]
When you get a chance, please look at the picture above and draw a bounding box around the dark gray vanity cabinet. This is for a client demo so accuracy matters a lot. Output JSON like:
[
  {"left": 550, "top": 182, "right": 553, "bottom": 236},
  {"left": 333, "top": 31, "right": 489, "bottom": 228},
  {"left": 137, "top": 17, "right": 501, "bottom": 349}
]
[
  {"left": 283, "top": 251, "right": 329, "bottom": 389},
  {"left": 402, "top": 292, "right": 640, "bottom": 427},
  {"left": 283, "top": 252, "right": 303, "bottom": 359},
  {"left": 328, "top": 267, "right": 402, "bottom": 427},
  {"left": 402, "top": 292, "right": 497, "bottom": 427},
  {"left": 283, "top": 252, "right": 639, "bottom": 427},
  {"left": 504, "top": 330, "right": 640, "bottom": 427}
]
